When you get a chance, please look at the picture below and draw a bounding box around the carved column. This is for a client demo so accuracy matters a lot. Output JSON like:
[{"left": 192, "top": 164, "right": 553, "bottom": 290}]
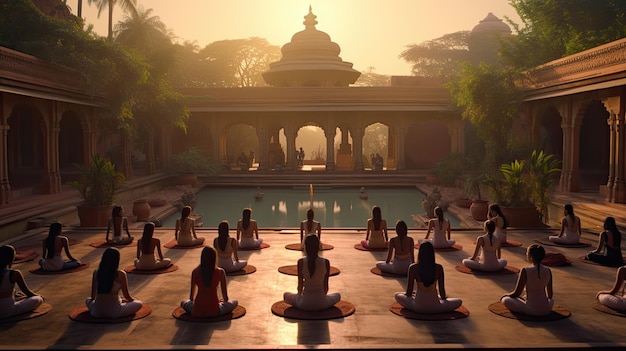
[
  {"left": 557, "top": 99, "right": 582, "bottom": 192},
  {"left": 335, "top": 126, "right": 353, "bottom": 170},
  {"left": 603, "top": 97, "right": 619, "bottom": 200},
  {"left": 324, "top": 126, "right": 336, "bottom": 171},
  {"left": 352, "top": 127, "right": 364, "bottom": 171},
  {"left": 0, "top": 122, "right": 10, "bottom": 204},
  {"left": 285, "top": 125, "right": 296, "bottom": 171},
  {"left": 41, "top": 102, "right": 61, "bottom": 194}
]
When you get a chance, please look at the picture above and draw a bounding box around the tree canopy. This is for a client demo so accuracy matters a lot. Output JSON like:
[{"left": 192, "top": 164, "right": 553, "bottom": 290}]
[{"left": 399, "top": 31, "right": 472, "bottom": 78}]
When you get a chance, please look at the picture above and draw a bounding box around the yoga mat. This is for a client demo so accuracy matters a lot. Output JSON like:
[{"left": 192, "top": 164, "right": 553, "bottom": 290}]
[
  {"left": 454, "top": 265, "right": 519, "bottom": 275},
  {"left": 370, "top": 267, "right": 406, "bottom": 277},
  {"left": 415, "top": 243, "right": 463, "bottom": 252},
  {"left": 534, "top": 238, "right": 591, "bottom": 248},
  {"left": 172, "top": 305, "right": 246, "bottom": 322},
  {"left": 271, "top": 300, "right": 355, "bottom": 320},
  {"left": 225, "top": 265, "right": 256, "bottom": 276},
  {"left": 285, "top": 243, "right": 334, "bottom": 251},
  {"left": 238, "top": 242, "right": 270, "bottom": 251},
  {"left": 163, "top": 239, "right": 205, "bottom": 249},
  {"left": 123, "top": 264, "right": 179, "bottom": 274},
  {"left": 278, "top": 265, "right": 339, "bottom": 276},
  {"left": 354, "top": 243, "right": 388, "bottom": 251},
  {"left": 89, "top": 239, "right": 136, "bottom": 248},
  {"left": 29, "top": 263, "right": 90, "bottom": 275},
  {"left": 69, "top": 305, "right": 152, "bottom": 323},
  {"left": 13, "top": 250, "right": 39, "bottom": 264},
  {"left": 0, "top": 303, "right": 52, "bottom": 324},
  {"left": 591, "top": 301, "right": 626, "bottom": 317},
  {"left": 488, "top": 301, "right": 570, "bottom": 321},
  {"left": 389, "top": 302, "right": 469, "bottom": 320},
  {"left": 541, "top": 252, "right": 572, "bottom": 267}
]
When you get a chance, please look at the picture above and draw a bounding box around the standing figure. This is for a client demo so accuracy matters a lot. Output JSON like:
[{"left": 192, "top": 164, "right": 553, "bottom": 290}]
[
  {"left": 213, "top": 221, "right": 247, "bottom": 273},
  {"left": 39, "top": 223, "right": 81, "bottom": 271},
  {"left": 283, "top": 235, "right": 341, "bottom": 311},
  {"left": 419, "top": 206, "right": 454, "bottom": 249},
  {"left": 361, "top": 206, "right": 388, "bottom": 249},
  {"left": 501, "top": 244, "right": 554, "bottom": 316},
  {"left": 180, "top": 246, "right": 238, "bottom": 318},
  {"left": 488, "top": 204, "right": 508, "bottom": 244},
  {"left": 596, "top": 265, "right": 626, "bottom": 312},
  {"left": 0, "top": 245, "right": 44, "bottom": 319},
  {"left": 105, "top": 206, "right": 134, "bottom": 245},
  {"left": 134, "top": 222, "right": 171, "bottom": 270},
  {"left": 86, "top": 248, "right": 143, "bottom": 319},
  {"left": 395, "top": 242, "right": 462, "bottom": 313},
  {"left": 236, "top": 208, "right": 263, "bottom": 249},
  {"left": 376, "top": 220, "right": 415, "bottom": 275},
  {"left": 586, "top": 217, "right": 624, "bottom": 267},
  {"left": 300, "top": 208, "right": 322, "bottom": 250},
  {"left": 174, "top": 206, "right": 205, "bottom": 247},
  {"left": 462, "top": 220, "right": 507, "bottom": 271},
  {"left": 549, "top": 204, "right": 581, "bottom": 244}
]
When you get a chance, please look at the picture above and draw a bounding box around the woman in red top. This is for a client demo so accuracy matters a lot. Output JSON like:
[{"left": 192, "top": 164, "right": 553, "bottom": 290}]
[{"left": 180, "top": 246, "right": 238, "bottom": 318}]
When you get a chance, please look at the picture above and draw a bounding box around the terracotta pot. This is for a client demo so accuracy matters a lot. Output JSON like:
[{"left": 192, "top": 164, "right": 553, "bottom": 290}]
[
  {"left": 133, "top": 199, "right": 151, "bottom": 222},
  {"left": 501, "top": 206, "right": 544, "bottom": 228},
  {"left": 470, "top": 200, "right": 489, "bottom": 221},
  {"left": 77, "top": 205, "right": 114, "bottom": 227}
]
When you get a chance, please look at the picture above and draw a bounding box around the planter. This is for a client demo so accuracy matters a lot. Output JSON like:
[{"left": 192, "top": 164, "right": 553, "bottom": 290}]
[
  {"left": 77, "top": 204, "right": 115, "bottom": 227},
  {"left": 501, "top": 206, "right": 544, "bottom": 228},
  {"left": 176, "top": 173, "right": 198, "bottom": 186},
  {"left": 133, "top": 199, "right": 151, "bottom": 222},
  {"left": 456, "top": 198, "right": 473, "bottom": 208},
  {"left": 470, "top": 200, "right": 489, "bottom": 221}
]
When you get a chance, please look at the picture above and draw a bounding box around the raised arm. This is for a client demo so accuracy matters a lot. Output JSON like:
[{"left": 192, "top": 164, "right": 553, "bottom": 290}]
[
  {"left": 232, "top": 239, "right": 239, "bottom": 261},
  {"left": 436, "top": 264, "right": 447, "bottom": 299},
  {"left": 559, "top": 217, "right": 566, "bottom": 237},
  {"left": 219, "top": 269, "right": 229, "bottom": 302},
  {"left": 425, "top": 220, "right": 434, "bottom": 239},
  {"left": 156, "top": 239, "right": 164, "bottom": 260},
  {"left": 405, "top": 264, "right": 416, "bottom": 296},
  {"left": 253, "top": 221, "right": 259, "bottom": 239},
  {"left": 190, "top": 219, "right": 198, "bottom": 239},
  {"left": 384, "top": 239, "right": 394, "bottom": 263},
  {"left": 503, "top": 268, "right": 527, "bottom": 299},
  {"left": 469, "top": 237, "right": 482, "bottom": 260},
  {"left": 12, "top": 270, "right": 40, "bottom": 298},
  {"left": 317, "top": 222, "right": 322, "bottom": 241},
  {"left": 296, "top": 258, "right": 304, "bottom": 294},
  {"left": 118, "top": 270, "right": 135, "bottom": 302},
  {"left": 365, "top": 219, "right": 372, "bottom": 240},
  {"left": 188, "top": 270, "right": 197, "bottom": 300},
  {"left": 236, "top": 221, "right": 242, "bottom": 241},
  {"left": 62, "top": 237, "right": 78, "bottom": 261},
  {"left": 597, "top": 266, "right": 626, "bottom": 297}
]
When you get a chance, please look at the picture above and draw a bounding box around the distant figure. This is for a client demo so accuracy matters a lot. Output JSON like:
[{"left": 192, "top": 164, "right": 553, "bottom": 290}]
[
  {"left": 300, "top": 208, "right": 322, "bottom": 250},
  {"left": 549, "top": 204, "right": 581, "bottom": 245},
  {"left": 237, "top": 152, "right": 249, "bottom": 170},
  {"left": 0, "top": 245, "right": 44, "bottom": 319},
  {"left": 237, "top": 208, "right": 263, "bottom": 249},
  {"left": 248, "top": 150, "right": 255, "bottom": 168},
  {"left": 395, "top": 242, "right": 462, "bottom": 313},
  {"left": 174, "top": 206, "right": 205, "bottom": 247},
  {"left": 254, "top": 187, "right": 264, "bottom": 200},
  {"left": 501, "top": 244, "right": 554, "bottom": 316},
  {"left": 214, "top": 221, "right": 247, "bottom": 272},
  {"left": 86, "top": 247, "right": 143, "bottom": 319},
  {"left": 462, "top": 220, "right": 507, "bottom": 271},
  {"left": 596, "top": 265, "right": 626, "bottom": 312},
  {"left": 283, "top": 234, "right": 341, "bottom": 311},
  {"left": 39, "top": 223, "right": 81, "bottom": 272},
  {"left": 585, "top": 217, "right": 624, "bottom": 267},
  {"left": 180, "top": 246, "right": 238, "bottom": 318},
  {"left": 419, "top": 206, "right": 455, "bottom": 249},
  {"left": 361, "top": 206, "right": 388, "bottom": 249},
  {"left": 105, "top": 206, "right": 134, "bottom": 245},
  {"left": 359, "top": 187, "right": 368, "bottom": 200},
  {"left": 487, "top": 204, "right": 508, "bottom": 244},
  {"left": 134, "top": 222, "right": 171, "bottom": 271},
  {"left": 376, "top": 220, "right": 415, "bottom": 275}
]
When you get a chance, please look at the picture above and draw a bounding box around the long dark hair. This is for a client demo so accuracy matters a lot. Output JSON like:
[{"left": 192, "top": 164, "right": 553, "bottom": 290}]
[
  {"left": 564, "top": 204, "right": 574, "bottom": 219},
  {"left": 45, "top": 223, "right": 62, "bottom": 259},
  {"left": 396, "top": 220, "right": 408, "bottom": 251},
  {"left": 242, "top": 208, "right": 251, "bottom": 230},
  {"left": 604, "top": 216, "right": 622, "bottom": 248},
  {"left": 304, "top": 234, "right": 320, "bottom": 276},
  {"left": 434, "top": 206, "right": 444, "bottom": 226},
  {"left": 489, "top": 204, "right": 508, "bottom": 229},
  {"left": 181, "top": 206, "right": 191, "bottom": 220},
  {"left": 484, "top": 220, "right": 496, "bottom": 246},
  {"left": 527, "top": 244, "right": 546, "bottom": 278},
  {"left": 97, "top": 247, "right": 120, "bottom": 294},
  {"left": 111, "top": 205, "right": 122, "bottom": 218},
  {"left": 217, "top": 220, "right": 230, "bottom": 251},
  {"left": 141, "top": 222, "right": 155, "bottom": 253},
  {"left": 417, "top": 241, "right": 436, "bottom": 287},
  {"left": 199, "top": 246, "right": 217, "bottom": 287},
  {"left": 372, "top": 206, "right": 382, "bottom": 231},
  {"left": 306, "top": 208, "right": 314, "bottom": 232},
  {"left": 0, "top": 245, "right": 15, "bottom": 283}
]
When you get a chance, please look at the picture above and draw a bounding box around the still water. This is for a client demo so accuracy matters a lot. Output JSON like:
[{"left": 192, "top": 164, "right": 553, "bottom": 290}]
[{"left": 162, "top": 186, "right": 460, "bottom": 229}]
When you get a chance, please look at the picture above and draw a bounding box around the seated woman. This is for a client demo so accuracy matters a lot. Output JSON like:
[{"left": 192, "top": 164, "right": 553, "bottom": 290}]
[
  {"left": 300, "top": 208, "right": 322, "bottom": 250},
  {"left": 501, "top": 244, "right": 554, "bottom": 316},
  {"left": 283, "top": 235, "right": 341, "bottom": 311},
  {"left": 0, "top": 245, "right": 44, "bottom": 319},
  {"left": 596, "top": 265, "right": 626, "bottom": 312},
  {"left": 236, "top": 208, "right": 263, "bottom": 249},
  {"left": 86, "top": 247, "right": 143, "bottom": 319},
  {"left": 549, "top": 204, "right": 581, "bottom": 245},
  {"left": 418, "top": 206, "right": 455, "bottom": 249},
  {"left": 462, "top": 220, "right": 507, "bottom": 272},
  {"left": 488, "top": 204, "right": 508, "bottom": 245},
  {"left": 395, "top": 242, "right": 462, "bottom": 313},
  {"left": 174, "top": 206, "right": 205, "bottom": 247},
  {"left": 134, "top": 222, "right": 172, "bottom": 271},
  {"left": 376, "top": 220, "right": 415, "bottom": 275},
  {"left": 39, "top": 223, "right": 81, "bottom": 271},
  {"left": 213, "top": 221, "right": 247, "bottom": 273},
  {"left": 360, "top": 206, "right": 388, "bottom": 249},
  {"left": 586, "top": 216, "right": 624, "bottom": 267},
  {"left": 181, "top": 246, "right": 238, "bottom": 318},
  {"left": 105, "top": 206, "right": 134, "bottom": 245}
]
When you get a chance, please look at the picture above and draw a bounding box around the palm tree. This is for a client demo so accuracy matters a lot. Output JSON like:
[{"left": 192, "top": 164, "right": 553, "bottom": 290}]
[
  {"left": 87, "top": 0, "right": 137, "bottom": 40},
  {"left": 114, "top": 5, "right": 171, "bottom": 50}
]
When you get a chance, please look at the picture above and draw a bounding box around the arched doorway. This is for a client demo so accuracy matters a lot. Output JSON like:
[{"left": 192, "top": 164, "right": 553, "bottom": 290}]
[
  {"left": 7, "top": 105, "right": 44, "bottom": 191},
  {"left": 578, "top": 100, "right": 609, "bottom": 191}
]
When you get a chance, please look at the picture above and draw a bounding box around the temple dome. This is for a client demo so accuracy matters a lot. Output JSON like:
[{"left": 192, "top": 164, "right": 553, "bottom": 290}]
[
  {"left": 262, "top": 7, "right": 361, "bottom": 87},
  {"left": 471, "top": 12, "right": 511, "bottom": 35}
]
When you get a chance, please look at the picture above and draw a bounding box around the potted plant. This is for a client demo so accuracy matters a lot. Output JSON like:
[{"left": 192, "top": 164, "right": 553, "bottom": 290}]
[
  {"left": 458, "top": 173, "right": 486, "bottom": 208},
  {"left": 170, "top": 147, "right": 221, "bottom": 185},
  {"left": 526, "top": 149, "right": 561, "bottom": 225},
  {"left": 69, "top": 155, "right": 126, "bottom": 227}
]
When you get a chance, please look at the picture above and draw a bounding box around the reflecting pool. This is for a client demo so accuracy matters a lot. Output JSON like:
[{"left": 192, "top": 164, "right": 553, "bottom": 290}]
[{"left": 162, "top": 186, "right": 461, "bottom": 229}]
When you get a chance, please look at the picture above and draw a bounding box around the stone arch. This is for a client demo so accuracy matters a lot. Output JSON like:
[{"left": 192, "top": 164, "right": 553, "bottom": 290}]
[
  {"left": 578, "top": 99, "right": 609, "bottom": 191},
  {"left": 362, "top": 122, "right": 390, "bottom": 170},
  {"left": 222, "top": 122, "right": 259, "bottom": 170},
  {"left": 537, "top": 104, "right": 563, "bottom": 160}
]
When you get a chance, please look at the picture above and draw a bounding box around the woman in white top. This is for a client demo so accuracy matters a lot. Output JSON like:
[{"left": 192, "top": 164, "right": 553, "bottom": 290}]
[
  {"left": 419, "top": 206, "right": 454, "bottom": 249},
  {"left": 213, "top": 221, "right": 247, "bottom": 272},
  {"left": 361, "top": 206, "right": 388, "bottom": 249},
  {"left": 0, "top": 245, "right": 44, "bottom": 319},
  {"left": 549, "top": 204, "right": 581, "bottom": 244},
  {"left": 488, "top": 204, "right": 508, "bottom": 245},
  {"left": 596, "top": 265, "right": 626, "bottom": 312},
  {"left": 105, "top": 206, "right": 134, "bottom": 245},
  {"left": 462, "top": 220, "right": 507, "bottom": 271},
  {"left": 174, "top": 206, "right": 205, "bottom": 247},
  {"left": 236, "top": 208, "right": 263, "bottom": 249},
  {"left": 134, "top": 222, "right": 171, "bottom": 271},
  {"left": 376, "top": 220, "right": 415, "bottom": 275},
  {"left": 39, "top": 223, "right": 81, "bottom": 271},
  {"left": 300, "top": 208, "right": 321, "bottom": 250}
]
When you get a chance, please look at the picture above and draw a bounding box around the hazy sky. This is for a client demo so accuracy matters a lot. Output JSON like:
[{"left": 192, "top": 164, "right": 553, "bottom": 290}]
[{"left": 76, "top": 0, "right": 522, "bottom": 76}]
